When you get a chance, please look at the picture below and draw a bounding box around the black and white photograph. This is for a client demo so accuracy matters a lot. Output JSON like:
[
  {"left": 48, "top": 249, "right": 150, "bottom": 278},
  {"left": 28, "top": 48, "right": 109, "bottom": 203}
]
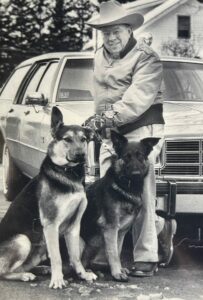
[{"left": 0, "top": 0, "right": 203, "bottom": 299}]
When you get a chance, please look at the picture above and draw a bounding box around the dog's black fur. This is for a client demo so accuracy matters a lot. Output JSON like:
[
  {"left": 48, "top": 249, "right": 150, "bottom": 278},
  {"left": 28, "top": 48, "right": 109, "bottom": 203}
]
[
  {"left": 81, "top": 130, "right": 160, "bottom": 282},
  {"left": 0, "top": 107, "right": 97, "bottom": 288}
]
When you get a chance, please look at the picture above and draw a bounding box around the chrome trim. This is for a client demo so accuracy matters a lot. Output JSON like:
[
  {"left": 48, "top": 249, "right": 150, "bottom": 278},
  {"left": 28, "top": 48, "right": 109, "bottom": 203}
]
[
  {"left": 52, "top": 57, "right": 68, "bottom": 104},
  {"left": 157, "top": 175, "right": 203, "bottom": 180},
  {"left": 6, "top": 138, "right": 47, "bottom": 154},
  {"left": 158, "top": 138, "right": 203, "bottom": 177},
  {"left": 18, "top": 52, "right": 94, "bottom": 68}
]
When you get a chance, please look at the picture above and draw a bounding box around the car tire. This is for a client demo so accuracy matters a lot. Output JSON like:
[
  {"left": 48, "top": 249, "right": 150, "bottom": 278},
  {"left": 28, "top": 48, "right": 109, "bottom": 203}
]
[{"left": 2, "top": 143, "right": 28, "bottom": 201}]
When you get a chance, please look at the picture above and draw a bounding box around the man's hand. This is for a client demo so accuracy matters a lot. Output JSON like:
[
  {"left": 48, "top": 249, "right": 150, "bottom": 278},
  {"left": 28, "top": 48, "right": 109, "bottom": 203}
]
[
  {"left": 83, "top": 111, "right": 117, "bottom": 131},
  {"left": 103, "top": 110, "right": 115, "bottom": 119},
  {"left": 101, "top": 110, "right": 117, "bottom": 128},
  {"left": 83, "top": 114, "right": 105, "bottom": 131}
]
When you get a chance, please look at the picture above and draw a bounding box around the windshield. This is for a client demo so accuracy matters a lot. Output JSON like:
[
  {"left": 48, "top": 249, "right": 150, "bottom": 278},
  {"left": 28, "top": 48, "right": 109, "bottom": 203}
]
[{"left": 163, "top": 61, "right": 203, "bottom": 102}]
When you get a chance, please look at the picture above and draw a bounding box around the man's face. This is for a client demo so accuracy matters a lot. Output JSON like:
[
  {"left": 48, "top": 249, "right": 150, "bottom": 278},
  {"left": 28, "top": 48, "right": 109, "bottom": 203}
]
[{"left": 101, "top": 24, "right": 132, "bottom": 56}]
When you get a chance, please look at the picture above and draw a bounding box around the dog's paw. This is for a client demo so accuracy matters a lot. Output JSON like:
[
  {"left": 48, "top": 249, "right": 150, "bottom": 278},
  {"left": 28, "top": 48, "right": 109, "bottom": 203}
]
[
  {"left": 121, "top": 267, "right": 130, "bottom": 275},
  {"left": 39, "top": 266, "right": 51, "bottom": 275},
  {"left": 21, "top": 272, "right": 36, "bottom": 282},
  {"left": 112, "top": 272, "right": 129, "bottom": 282},
  {"left": 49, "top": 274, "right": 67, "bottom": 289},
  {"left": 33, "top": 265, "right": 51, "bottom": 275},
  {"left": 80, "top": 271, "right": 97, "bottom": 282}
]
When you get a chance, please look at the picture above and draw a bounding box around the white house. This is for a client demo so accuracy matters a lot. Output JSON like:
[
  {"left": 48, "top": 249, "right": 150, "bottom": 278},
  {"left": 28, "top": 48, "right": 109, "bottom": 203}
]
[{"left": 86, "top": 0, "right": 203, "bottom": 57}]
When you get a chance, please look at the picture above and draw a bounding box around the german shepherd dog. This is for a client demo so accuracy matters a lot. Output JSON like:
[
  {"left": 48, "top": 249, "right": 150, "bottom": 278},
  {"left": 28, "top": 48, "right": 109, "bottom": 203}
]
[
  {"left": 0, "top": 107, "right": 97, "bottom": 289},
  {"left": 81, "top": 130, "right": 159, "bottom": 282}
]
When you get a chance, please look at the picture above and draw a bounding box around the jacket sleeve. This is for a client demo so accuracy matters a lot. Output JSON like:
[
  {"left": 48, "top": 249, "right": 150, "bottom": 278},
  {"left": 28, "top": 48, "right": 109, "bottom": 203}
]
[{"left": 113, "top": 51, "right": 163, "bottom": 126}]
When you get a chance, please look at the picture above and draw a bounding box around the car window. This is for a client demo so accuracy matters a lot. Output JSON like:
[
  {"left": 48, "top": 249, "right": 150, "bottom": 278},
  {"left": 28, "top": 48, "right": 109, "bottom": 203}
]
[
  {"left": 163, "top": 61, "right": 203, "bottom": 101},
  {"left": 57, "top": 59, "right": 93, "bottom": 102},
  {"left": 21, "top": 63, "right": 47, "bottom": 104},
  {"left": 0, "top": 65, "right": 31, "bottom": 101},
  {"left": 37, "top": 62, "right": 59, "bottom": 100}
]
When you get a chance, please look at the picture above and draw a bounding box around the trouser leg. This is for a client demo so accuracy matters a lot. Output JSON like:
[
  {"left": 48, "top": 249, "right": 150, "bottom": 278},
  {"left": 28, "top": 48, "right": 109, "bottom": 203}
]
[
  {"left": 132, "top": 154, "right": 161, "bottom": 262},
  {"left": 99, "top": 138, "right": 115, "bottom": 177}
]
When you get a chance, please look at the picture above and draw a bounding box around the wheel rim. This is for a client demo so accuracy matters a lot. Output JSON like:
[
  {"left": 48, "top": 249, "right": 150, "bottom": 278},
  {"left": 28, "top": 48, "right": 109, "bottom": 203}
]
[{"left": 2, "top": 144, "right": 10, "bottom": 195}]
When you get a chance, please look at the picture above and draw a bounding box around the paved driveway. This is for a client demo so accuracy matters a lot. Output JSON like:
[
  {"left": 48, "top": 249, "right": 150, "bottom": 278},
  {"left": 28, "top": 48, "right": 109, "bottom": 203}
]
[{"left": 0, "top": 165, "right": 203, "bottom": 300}]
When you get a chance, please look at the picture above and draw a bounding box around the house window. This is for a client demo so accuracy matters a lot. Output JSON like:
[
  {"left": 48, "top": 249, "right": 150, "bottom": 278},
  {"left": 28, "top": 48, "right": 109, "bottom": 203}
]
[{"left": 178, "top": 16, "right": 191, "bottom": 38}]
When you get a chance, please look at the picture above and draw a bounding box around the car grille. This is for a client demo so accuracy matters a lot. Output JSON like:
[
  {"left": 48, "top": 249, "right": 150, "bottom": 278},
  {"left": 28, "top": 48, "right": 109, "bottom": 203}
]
[{"left": 159, "top": 140, "right": 203, "bottom": 176}]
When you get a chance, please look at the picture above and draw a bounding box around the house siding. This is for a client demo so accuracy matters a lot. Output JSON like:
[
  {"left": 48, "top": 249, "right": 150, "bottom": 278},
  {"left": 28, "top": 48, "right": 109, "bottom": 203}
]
[{"left": 139, "top": 0, "right": 203, "bottom": 56}]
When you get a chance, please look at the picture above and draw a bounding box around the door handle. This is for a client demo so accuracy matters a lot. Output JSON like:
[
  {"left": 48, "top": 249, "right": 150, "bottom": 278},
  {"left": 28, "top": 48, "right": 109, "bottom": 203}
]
[
  {"left": 24, "top": 110, "right": 30, "bottom": 115},
  {"left": 8, "top": 108, "right": 14, "bottom": 113}
]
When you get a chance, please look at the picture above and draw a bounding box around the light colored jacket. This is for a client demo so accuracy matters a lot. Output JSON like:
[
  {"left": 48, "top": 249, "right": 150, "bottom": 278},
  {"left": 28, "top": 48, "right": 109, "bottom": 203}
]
[{"left": 93, "top": 41, "right": 163, "bottom": 127}]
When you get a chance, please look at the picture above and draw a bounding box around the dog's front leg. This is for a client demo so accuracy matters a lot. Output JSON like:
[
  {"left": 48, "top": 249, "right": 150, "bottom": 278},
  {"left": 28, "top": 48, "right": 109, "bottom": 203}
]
[
  {"left": 103, "top": 227, "right": 128, "bottom": 282},
  {"left": 64, "top": 198, "right": 97, "bottom": 282},
  {"left": 117, "top": 229, "right": 130, "bottom": 276},
  {"left": 43, "top": 224, "right": 66, "bottom": 289}
]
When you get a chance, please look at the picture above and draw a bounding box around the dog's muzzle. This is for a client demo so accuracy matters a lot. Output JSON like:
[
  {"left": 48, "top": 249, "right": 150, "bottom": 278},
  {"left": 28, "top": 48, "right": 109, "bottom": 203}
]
[{"left": 67, "top": 153, "right": 86, "bottom": 164}]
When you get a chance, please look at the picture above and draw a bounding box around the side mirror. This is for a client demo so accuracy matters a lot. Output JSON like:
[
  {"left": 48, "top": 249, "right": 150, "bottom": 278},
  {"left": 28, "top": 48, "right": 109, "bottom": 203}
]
[{"left": 25, "top": 92, "right": 48, "bottom": 106}]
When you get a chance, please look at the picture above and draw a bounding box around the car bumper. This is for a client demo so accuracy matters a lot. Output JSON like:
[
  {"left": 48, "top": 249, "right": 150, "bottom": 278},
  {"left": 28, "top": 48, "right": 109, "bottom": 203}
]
[{"left": 156, "top": 180, "right": 203, "bottom": 216}]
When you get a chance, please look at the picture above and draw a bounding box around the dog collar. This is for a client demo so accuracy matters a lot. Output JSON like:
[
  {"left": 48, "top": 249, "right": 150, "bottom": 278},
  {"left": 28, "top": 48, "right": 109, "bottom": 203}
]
[
  {"left": 58, "top": 163, "right": 85, "bottom": 179},
  {"left": 62, "top": 163, "right": 81, "bottom": 172},
  {"left": 43, "top": 156, "right": 85, "bottom": 181}
]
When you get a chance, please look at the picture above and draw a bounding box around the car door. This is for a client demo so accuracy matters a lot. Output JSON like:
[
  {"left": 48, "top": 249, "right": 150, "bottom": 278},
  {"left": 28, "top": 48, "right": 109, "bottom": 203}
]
[
  {"left": 15, "top": 60, "right": 60, "bottom": 177},
  {"left": 39, "top": 57, "right": 97, "bottom": 175},
  {"left": 39, "top": 57, "right": 95, "bottom": 151},
  {"left": 0, "top": 65, "right": 32, "bottom": 165}
]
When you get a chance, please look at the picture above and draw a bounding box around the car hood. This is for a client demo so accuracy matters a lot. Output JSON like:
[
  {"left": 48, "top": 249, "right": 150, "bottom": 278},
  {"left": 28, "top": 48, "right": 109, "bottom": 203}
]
[
  {"left": 57, "top": 101, "right": 94, "bottom": 125},
  {"left": 164, "top": 101, "right": 203, "bottom": 138},
  {"left": 59, "top": 101, "right": 203, "bottom": 138}
]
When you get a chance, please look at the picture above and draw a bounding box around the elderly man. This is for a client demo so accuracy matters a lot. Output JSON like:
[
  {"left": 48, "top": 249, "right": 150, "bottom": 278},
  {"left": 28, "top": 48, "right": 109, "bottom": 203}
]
[{"left": 86, "top": 0, "right": 177, "bottom": 277}]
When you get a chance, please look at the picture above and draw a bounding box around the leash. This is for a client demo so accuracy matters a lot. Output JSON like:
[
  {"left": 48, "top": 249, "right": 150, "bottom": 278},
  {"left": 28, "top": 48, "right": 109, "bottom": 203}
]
[
  {"left": 83, "top": 113, "right": 116, "bottom": 157},
  {"left": 87, "top": 126, "right": 115, "bottom": 157}
]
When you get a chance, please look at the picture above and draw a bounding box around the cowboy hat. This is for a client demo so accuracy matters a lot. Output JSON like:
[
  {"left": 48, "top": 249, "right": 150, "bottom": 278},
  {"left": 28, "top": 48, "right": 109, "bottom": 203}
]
[{"left": 87, "top": 0, "right": 144, "bottom": 30}]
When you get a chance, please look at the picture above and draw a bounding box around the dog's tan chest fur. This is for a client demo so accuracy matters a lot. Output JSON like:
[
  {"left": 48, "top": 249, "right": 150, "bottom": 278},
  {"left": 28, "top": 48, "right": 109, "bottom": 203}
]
[{"left": 40, "top": 190, "right": 86, "bottom": 231}]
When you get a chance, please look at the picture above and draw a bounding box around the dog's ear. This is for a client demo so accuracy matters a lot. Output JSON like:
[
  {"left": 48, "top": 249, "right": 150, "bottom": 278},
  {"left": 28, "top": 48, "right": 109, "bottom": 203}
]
[
  {"left": 111, "top": 130, "right": 128, "bottom": 156},
  {"left": 84, "top": 127, "right": 95, "bottom": 142},
  {"left": 140, "top": 137, "right": 160, "bottom": 157},
  {"left": 51, "top": 107, "right": 64, "bottom": 138}
]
